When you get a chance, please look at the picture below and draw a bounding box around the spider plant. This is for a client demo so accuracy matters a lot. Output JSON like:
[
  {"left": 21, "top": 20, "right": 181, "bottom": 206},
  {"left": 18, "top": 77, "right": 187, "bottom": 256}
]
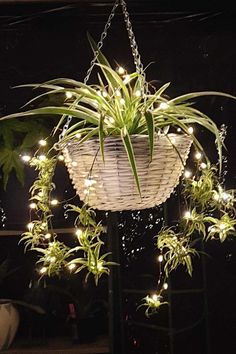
[{"left": 0, "top": 46, "right": 236, "bottom": 195}]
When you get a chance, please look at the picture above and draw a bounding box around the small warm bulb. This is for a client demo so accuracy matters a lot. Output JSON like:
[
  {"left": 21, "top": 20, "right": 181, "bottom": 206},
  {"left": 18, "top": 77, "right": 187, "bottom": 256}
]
[
  {"left": 102, "top": 91, "right": 108, "bottom": 98},
  {"left": 195, "top": 152, "right": 202, "bottom": 160},
  {"left": 222, "top": 192, "right": 230, "bottom": 201},
  {"left": 75, "top": 229, "right": 83, "bottom": 237},
  {"left": 184, "top": 170, "right": 192, "bottom": 178},
  {"left": 115, "top": 90, "right": 121, "bottom": 97},
  {"left": 21, "top": 155, "right": 31, "bottom": 162},
  {"left": 118, "top": 66, "right": 125, "bottom": 75},
  {"left": 219, "top": 223, "right": 226, "bottom": 230},
  {"left": 44, "top": 233, "right": 51, "bottom": 239},
  {"left": 50, "top": 256, "right": 56, "bottom": 263},
  {"left": 75, "top": 133, "right": 81, "bottom": 139},
  {"left": 200, "top": 162, "right": 207, "bottom": 169},
  {"left": 84, "top": 178, "right": 95, "bottom": 187},
  {"left": 68, "top": 263, "right": 76, "bottom": 270},
  {"left": 40, "top": 267, "right": 47, "bottom": 274},
  {"left": 120, "top": 98, "right": 125, "bottom": 105},
  {"left": 188, "top": 127, "right": 194, "bottom": 134},
  {"left": 84, "top": 189, "right": 89, "bottom": 195},
  {"left": 184, "top": 211, "right": 191, "bottom": 219},
  {"left": 159, "top": 102, "right": 169, "bottom": 110},
  {"left": 177, "top": 127, "right": 181, "bottom": 133},
  {"left": 163, "top": 283, "right": 168, "bottom": 290},
  {"left": 50, "top": 199, "right": 58, "bottom": 206},
  {"left": 152, "top": 294, "right": 158, "bottom": 301},
  {"left": 27, "top": 222, "right": 34, "bottom": 230},
  {"left": 29, "top": 202, "right": 37, "bottom": 209},
  {"left": 66, "top": 91, "right": 73, "bottom": 99},
  {"left": 38, "top": 139, "right": 47, "bottom": 146},
  {"left": 58, "top": 155, "right": 64, "bottom": 161},
  {"left": 109, "top": 117, "right": 115, "bottom": 124},
  {"left": 71, "top": 161, "right": 78, "bottom": 167},
  {"left": 97, "top": 262, "right": 103, "bottom": 271},
  {"left": 39, "top": 155, "right": 46, "bottom": 161},
  {"left": 123, "top": 75, "right": 130, "bottom": 84},
  {"left": 135, "top": 90, "right": 141, "bottom": 97},
  {"left": 158, "top": 254, "right": 163, "bottom": 262}
]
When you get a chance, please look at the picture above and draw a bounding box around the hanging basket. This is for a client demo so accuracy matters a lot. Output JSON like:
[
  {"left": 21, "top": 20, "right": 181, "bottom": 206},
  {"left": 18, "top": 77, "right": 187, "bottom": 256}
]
[{"left": 63, "top": 133, "right": 192, "bottom": 211}]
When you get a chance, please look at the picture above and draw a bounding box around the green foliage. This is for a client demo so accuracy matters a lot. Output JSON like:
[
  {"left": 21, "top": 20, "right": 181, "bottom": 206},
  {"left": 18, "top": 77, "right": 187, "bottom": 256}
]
[
  {"left": 0, "top": 119, "right": 49, "bottom": 188},
  {"left": 138, "top": 294, "right": 168, "bottom": 317},
  {"left": 157, "top": 228, "right": 199, "bottom": 276}
]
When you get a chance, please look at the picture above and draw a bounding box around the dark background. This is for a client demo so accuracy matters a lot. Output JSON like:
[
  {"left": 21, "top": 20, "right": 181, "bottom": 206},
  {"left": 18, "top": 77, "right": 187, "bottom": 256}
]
[{"left": 0, "top": 1, "right": 236, "bottom": 354}]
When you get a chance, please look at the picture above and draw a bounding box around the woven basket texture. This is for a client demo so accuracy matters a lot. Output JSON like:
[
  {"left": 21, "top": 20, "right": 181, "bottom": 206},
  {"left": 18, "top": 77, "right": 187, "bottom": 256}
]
[{"left": 63, "top": 133, "right": 192, "bottom": 211}]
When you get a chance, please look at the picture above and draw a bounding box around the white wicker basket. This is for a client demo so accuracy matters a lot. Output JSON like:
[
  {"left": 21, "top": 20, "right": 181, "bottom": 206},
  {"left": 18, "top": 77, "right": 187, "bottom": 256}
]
[{"left": 63, "top": 133, "right": 192, "bottom": 211}]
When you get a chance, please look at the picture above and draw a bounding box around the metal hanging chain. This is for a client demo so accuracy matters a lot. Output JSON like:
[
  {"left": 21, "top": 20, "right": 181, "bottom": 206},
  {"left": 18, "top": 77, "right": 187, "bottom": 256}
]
[
  {"left": 60, "top": 0, "right": 148, "bottom": 140},
  {"left": 119, "top": 0, "right": 144, "bottom": 76},
  {"left": 59, "top": 0, "right": 119, "bottom": 140}
]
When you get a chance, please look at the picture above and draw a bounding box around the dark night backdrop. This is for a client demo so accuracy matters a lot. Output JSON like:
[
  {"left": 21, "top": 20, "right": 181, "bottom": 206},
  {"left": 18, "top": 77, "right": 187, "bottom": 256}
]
[{"left": 0, "top": 1, "right": 236, "bottom": 354}]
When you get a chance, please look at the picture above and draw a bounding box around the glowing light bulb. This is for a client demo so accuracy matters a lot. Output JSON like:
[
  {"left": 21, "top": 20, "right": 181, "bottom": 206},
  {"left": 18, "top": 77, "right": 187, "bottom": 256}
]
[
  {"left": 188, "top": 127, "right": 194, "bottom": 134},
  {"left": 71, "top": 161, "right": 78, "bottom": 167},
  {"left": 45, "top": 233, "right": 51, "bottom": 239},
  {"left": 21, "top": 155, "right": 31, "bottom": 162},
  {"left": 184, "top": 170, "right": 192, "bottom": 178},
  {"left": 38, "top": 139, "right": 47, "bottom": 146},
  {"left": 29, "top": 203, "right": 37, "bottom": 209},
  {"left": 58, "top": 155, "right": 64, "bottom": 161},
  {"left": 102, "top": 91, "right": 108, "bottom": 98},
  {"left": 40, "top": 267, "right": 47, "bottom": 274},
  {"left": 123, "top": 75, "right": 130, "bottom": 84},
  {"left": 84, "top": 178, "right": 96, "bottom": 187},
  {"left": 184, "top": 211, "right": 191, "bottom": 219},
  {"left": 200, "top": 162, "right": 207, "bottom": 169},
  {"left": 120, "top": 98, "right": 125, "bottom": 105},
  {"left": 50, "top": 199, "right": 59, "bottom": 206},
  {"left": 118, "top": 66, "right": 125, "bottom": 75},
  {"left": 115, "top": 90, "right": 121, "bottom": 97},
  {"left": 158, "top": 254, "right": 163, "bottom": 263},
  {"left": 135, "top": 90, "right": 141, "bottom": 97},
  {"left": 177, "top": 127, "right": 181, "bottom": 133},
  {"left": 39, "top": 155, "right": 46, "bottom": 161},
  {"left": 219, "top": 223, "right": 226, "bottom": 230},
  {"left": 97, "top": 262, "right": 103, "bottom": 271},
  {"left": 50, "top": 256, "right": 56, "bottom": 263},
  {"left": 75, "top": 229, "right": 83, "bottom": 237},
  {"left": 159, "top": 102, "right": 169, "bottom": 110},
  {"left": 66, "top": 91, "right": 73, "bottom": 99},
  {"left": 75, "top": 133, "right": 81, "bottom": 139},
  {"left": 109, "top": 117, "right": 115, "bottom": 124},
  {"left": 68, "top": 263, "right": 76, "bottom": 270},
  {"left": 163, "top": 283, "right": 168, "bottom": 290},
  {"left": 195, "top": 152, "right": 202, "bottom": 160},
  {"left": 27, "top": 222, "right": 34, "bottom": 230},
  {"left": 222, "top": 192, "right": 230, "bottom": 201},
  {"left": 84, "top": 189, "right": 89, "bottom": 195},
  {"left": 152, "top": 294, "right": 158, "bottom": 301}
]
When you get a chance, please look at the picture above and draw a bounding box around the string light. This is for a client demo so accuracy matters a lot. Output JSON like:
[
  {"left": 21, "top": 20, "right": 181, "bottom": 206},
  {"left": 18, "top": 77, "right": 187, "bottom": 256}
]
[
  {"left": 49, "top": 256, "right": 56, "bottom": 263},
  {"left": 117, "top": 66, "right": 125, "bottom": 75},
  {"left": 84, "top": 178, "right": 96, "bottom": 187},
  {"left": 200, "top": 162, "right": 207, "bottom": 169},
  {"left": 184, "top": 211, "right": 191, "bottom": 219},
  {"left": 120, "top": 98, "right": 125, "bottom": 105},
  {"left": 50, "top": 199, "right": 59, "bottom": 206},
  {"left": 102, "top": 91, "right": 108, "bottom": 98},
  {"left": 71, "top": 161, "right": 78, "bottom": 167},
  {"left": 38, "top": 139, "right": 47, "bottom": 146},
  {"left": 27, "top": 222, "right": 34, "bottom": 230},
  {"left": 58, "top": 155, "right": 64, "bottom": 161},
  {"left": 195, "top": 152, "right": 202, "bottom": 160},
  {"left": 135, "top": 90, "right": 141, "bottom": 97},
  {"left": 21, "top": 155, "right": 31, "bottom": 162},
  {"left": 75, "top": 229, "right": 83, "bottom": 237},
  {"left": 177, "top": 127, "right": 182, "bottom": 133},
  {"left": 115, "top": 89, "right": 121, "bottom": 97},
  {"left": 158, "top": 254, "right": 163, "bottom": 262},
  {"left": 29, "top": 203, "right": 37, "bottom": 209},
  {"left": 44, "top": 233, "right": 51, "bottom": 239},
  {"left": 163, "top": 283, "right": 168, "bottom": 290},
  {"left": 123, "top": 75, "right": 130, "bottom": 84},
  {"left": 68, "top": 263, "right": 76, "bottom": 271},
  {"left": 39, "top": 267, "right": 47, "bottom": 274},
  {"left": 39, "top": 155, "right": 46, "bottom": 161},
  {"left": 66, "top": 91, "right": 73, "bottom": 99},
  {"left": 152, "top": 294, "right": 158, "bottom": 301},
  {"left": 184, "top": 170, "right": 192, "bottom": 178},
  {"left": 158, "top": 102, "right": 169, "bottom": 110},
  {"left": 75, "top": 133, "right": 81, "bottom": 139},
  {"left": 188, "top": 127, "right": 194, "bottom": 134}
]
